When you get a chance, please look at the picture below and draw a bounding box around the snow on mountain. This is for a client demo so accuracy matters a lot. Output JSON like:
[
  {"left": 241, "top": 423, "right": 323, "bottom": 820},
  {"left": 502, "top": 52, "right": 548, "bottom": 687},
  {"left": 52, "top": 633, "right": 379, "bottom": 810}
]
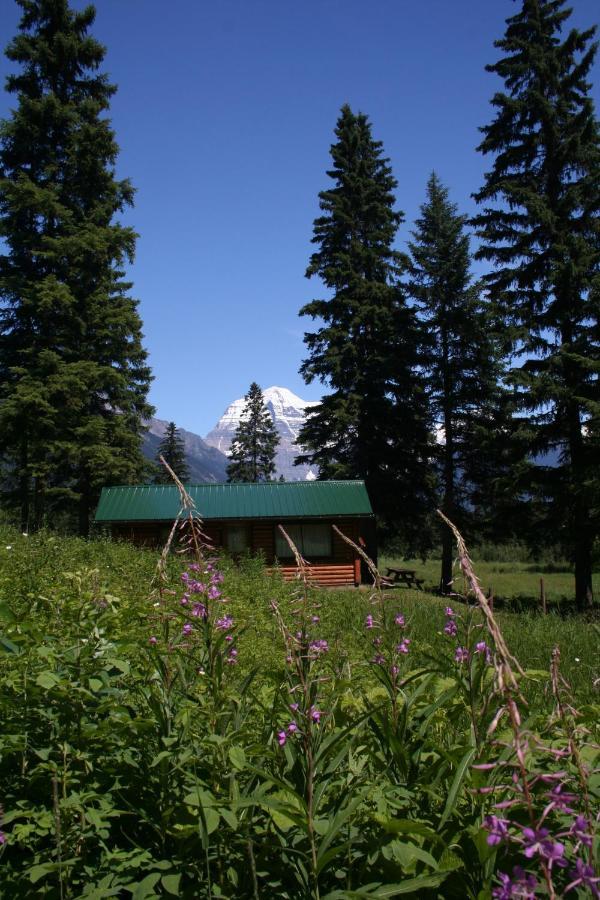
[{"left": 204, "top": 386, "right": 319, "bottom": 481}]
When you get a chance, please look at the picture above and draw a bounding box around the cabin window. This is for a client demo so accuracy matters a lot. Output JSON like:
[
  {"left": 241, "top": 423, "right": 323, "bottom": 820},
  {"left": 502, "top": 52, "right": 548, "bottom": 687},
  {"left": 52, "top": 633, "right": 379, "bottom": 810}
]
[
  {"left": 227, "top": 524, "right": 249, "bottom": 554},
  {"left": 275, "top": 524, "right": 332, "bottom": 558}
]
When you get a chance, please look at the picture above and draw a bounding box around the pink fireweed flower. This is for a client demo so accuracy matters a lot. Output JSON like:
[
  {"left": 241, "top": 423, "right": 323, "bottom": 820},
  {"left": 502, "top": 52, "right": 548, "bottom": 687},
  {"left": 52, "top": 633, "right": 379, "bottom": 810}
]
[
  {"left": 394, "top": 613, "right": 405, "bottom": 627},
  {"left": 211, "top": 571, "right": 224, "bottom": 584},
  {"left": 148, "top": 636, "right": 158, "bottom": 645},
  {"left": 492, "top": 867, "right": 537, "bottom": 900},
  {"left": 226, "top": 648, "right": 238, "bottom": 664},
  {"left": 215, "top": 615, "right": 234, "bottom": 631},
  {"left": 396, "top": 639, "right": 410, "bottom": 654},
  {"left": 189, "top": 580, "right": 206, "bottom": 594},
  {"left": 455, "top": 646, "right": 469, "bottom": 663},
  {"left": 180, "top": 593, "right": 190, "bottom": 606},
  {"left": 182, "top": 623, "right": 193, "bottom": 636},
  {"left": 309, "top": 639, "right": 329, "bottom": 656},
  {"left": 567, "top": 815, "right": 593, "bottom": 848},
  {"left": 225, "top": 634, "right": 233, "bottom": 642},
  {"left": 287, "top": 721, "right": 298, "bottom": 734},
  {"left": 311, "top": 615, "right": 320, "bottom": 623},
  {"left": 290, "top": 702, "right": 299, "bottom": 712},
  {"left": 565, "top": 859, "right": 600, "bottom": 896},
  {"left": 544, "top": 783, "right": 577, "bottom": 815},
  {"left": 310, "top": 707, "right": 321, "bottom": 723},
  {"left": 188, "top": 563, "right": 201, "bottom": 573},
  {"left": 0, "top": 831, "right": 6, "bottom": 845},
  {"left": 445, "top": 606, "right": 455, "bottom": 617},
  {"left": 373, "top": 654, "right": 386, "bottom": 665},
  {"left": 207, "top": 585, "right": 221, "bottom": 600},
  {"left": 277, "top": 731, "right": 287, "bottom": 746},
  {"left": 484, "top": 815, "right": 510, "bottom": 846},
  {"left": 475, "top": 641, "right": 488, "bottom": 654},
  {"left": 444, "top": 620, "right": 458, "bottom": 636},
  {"left": 192, "top": 603, "right": 207, "bottom": 618},
  {"left": 390, "top": 664, "right": 399, "bottom": 676},
  {"left": 372, "top": 636, "right": 383, "bottom": 647},
  {"left": 521, "top": 827, "right": 565, "bottom": 866},
  {"left": 365, "top": 614, "right": 374, "bottom": 629}
]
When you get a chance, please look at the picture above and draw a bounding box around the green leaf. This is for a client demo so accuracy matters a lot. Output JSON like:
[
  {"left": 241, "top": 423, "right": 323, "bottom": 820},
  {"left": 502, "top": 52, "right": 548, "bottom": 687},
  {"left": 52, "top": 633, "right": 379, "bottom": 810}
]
[
  {"left": 35, "top": 671, "right": 60, "bottom": 689},
  {"left": 439, "top": 746, "right": 477, "bottom": 828},
  {"left": 161, "top": 874, "right": 181, "bottom": 895},
  {"left": 129, "top": 872, "right": 161, "bottom": 899}
]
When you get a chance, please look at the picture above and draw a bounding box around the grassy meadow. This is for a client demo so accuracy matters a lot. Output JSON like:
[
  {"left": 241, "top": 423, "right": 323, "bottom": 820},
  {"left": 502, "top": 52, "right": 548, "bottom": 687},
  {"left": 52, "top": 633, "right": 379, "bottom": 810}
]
[{"left": 0, "top": 523, "right": 598, "bottom": 898}]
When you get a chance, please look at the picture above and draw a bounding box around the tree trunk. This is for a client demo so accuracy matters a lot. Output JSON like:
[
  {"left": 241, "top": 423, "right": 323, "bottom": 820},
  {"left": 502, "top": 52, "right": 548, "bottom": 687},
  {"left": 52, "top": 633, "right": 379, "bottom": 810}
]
[
  {"left": 78, "top": 476, "right": 91, "bottom": 537},
  {"left": 440, "top": 334, "right": 455, "bottom": 595},
  {"left": 19, "top": 437, "right": 30, "bottom": 534},
  {"left": 566, "top": 392, "right": 594, "bottom": 610}
]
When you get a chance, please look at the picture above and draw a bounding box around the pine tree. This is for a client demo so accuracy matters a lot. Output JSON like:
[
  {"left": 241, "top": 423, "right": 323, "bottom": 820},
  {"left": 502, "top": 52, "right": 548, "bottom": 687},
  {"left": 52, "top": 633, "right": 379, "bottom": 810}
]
[
  {"left": 155, "top": 423, "right": 189, "bottom": 484},
  {"left": 408, "top": 173, "right": 502, "bottom": 592},
  {"left": 0, "top": 0, "right": 153, "bottom": 534},
  {"left": 473, "top": 0, "right": 600, "bottom": 609},
  {"left": 226, "top": 383, "right": 280, "bottom": 483},
  {"left": 297, "top": 105, "right": 435, "bottom": 545}
]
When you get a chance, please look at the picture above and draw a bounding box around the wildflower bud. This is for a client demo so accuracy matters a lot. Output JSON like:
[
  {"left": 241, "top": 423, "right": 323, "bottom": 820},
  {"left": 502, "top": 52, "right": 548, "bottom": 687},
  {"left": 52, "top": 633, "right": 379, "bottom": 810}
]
[
  {"left": 277, "top": 731, "right": 287, "bottom": 746},
  {"left": 148, "top": 636, "right": 158, "bottom": 645}
]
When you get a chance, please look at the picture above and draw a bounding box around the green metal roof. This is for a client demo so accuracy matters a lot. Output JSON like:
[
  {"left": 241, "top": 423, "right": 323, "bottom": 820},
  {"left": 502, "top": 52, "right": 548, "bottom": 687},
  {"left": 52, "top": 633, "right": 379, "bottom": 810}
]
[{"left": 94, "top": 481, "right": 374, "bottom": 523}]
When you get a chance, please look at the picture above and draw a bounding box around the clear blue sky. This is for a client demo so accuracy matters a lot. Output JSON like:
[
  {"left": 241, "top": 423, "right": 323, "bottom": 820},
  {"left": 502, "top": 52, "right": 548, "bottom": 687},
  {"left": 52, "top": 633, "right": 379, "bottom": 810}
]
[{"left": 0, "top": 0, "right": 598, "bottom": 435}]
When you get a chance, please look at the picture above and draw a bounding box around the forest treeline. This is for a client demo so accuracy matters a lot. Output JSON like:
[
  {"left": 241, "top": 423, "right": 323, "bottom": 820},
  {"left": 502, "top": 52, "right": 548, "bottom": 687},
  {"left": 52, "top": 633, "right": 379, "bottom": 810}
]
[{"left": 0, "top": 0, "right": 598, "bottom": 608}]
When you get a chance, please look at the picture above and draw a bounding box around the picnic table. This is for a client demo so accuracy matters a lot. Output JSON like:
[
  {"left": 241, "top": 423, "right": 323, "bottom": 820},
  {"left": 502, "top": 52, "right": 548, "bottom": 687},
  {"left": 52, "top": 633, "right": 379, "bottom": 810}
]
[{"left": 382, "top": 567, "right": 424, "bottom": 590}]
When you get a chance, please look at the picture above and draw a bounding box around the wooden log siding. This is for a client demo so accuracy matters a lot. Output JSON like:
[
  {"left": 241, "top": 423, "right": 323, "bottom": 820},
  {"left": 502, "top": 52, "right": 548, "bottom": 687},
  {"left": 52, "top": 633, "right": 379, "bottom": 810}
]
[{"left": 109, "top": 518, "right": 365, "bottom": 587}]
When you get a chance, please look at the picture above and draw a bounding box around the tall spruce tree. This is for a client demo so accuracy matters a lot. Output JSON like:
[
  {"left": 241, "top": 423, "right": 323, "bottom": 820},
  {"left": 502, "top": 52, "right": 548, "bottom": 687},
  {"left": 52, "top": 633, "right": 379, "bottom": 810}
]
[
  {"left": 408, "top": 173, "right": 502, "bottom": 592},
  {"left": 155, "top": 422, "right": 189, "bottom": 484},
  {"left": 297, "top": 105, "right": 434, "bottom": 545},
  {"left": 473, "top": 0, "right": 600, "bottom": 608},
  {"left": 226, "top": 383, "right": 280, "bottom": 483},
  {"left": 0, "top": 0, "right": 153, "bottom": 534}
]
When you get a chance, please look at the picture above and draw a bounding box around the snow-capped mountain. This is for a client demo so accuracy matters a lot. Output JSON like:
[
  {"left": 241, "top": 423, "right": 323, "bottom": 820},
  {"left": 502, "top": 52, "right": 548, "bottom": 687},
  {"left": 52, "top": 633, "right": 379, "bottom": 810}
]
[{"left": 204, "top": 386, "right": 319, "bottom": 480}]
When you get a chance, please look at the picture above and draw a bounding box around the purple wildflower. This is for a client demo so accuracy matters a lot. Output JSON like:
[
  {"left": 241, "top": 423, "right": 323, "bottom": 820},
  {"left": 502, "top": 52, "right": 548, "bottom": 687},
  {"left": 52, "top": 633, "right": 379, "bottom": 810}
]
[
  {"left": 396, "top": 639, "right": 411, "bottom": 654},
  {"left": 390, "top": 664, "right": 399, "bottom": 676},
  {"left": 277, "top": 731, "right": 287, "bottom": 746},
  {"left": 492, "top": 867, "right": 537, "bottom": 900},
  {"left": 207, "top": 585, "right": 221, "bottom": 600},
  {"left": 444, "top": 620, "right": 458, "bottom": 636},
  {"left": 192, "top": 603, "right": 207, "bottom": 618},
  {"left": 475, "top": 641, "right": 488, "bottom": 654},
  {"left": 180, "top": 594, "right": 190, "bottom": 606},
  {"left": 394, "top": 613, "right": 405, "bottom": 627},
  {"left": 521, "top": 827, "right": 565, "bottom": 866},
  {"left": 372, "top": 654, "right": 386, "bottom": 665},
  {"left": 310, "top": 707, "right": 321, "bottom": 723},
  {"left": 484, "top": 815, "right": 510, "bottom": 846},
  {"left": 309, "top": 639, "right": 329, "bottom": 656},
  {"left": 287, "top": 721, "right": 298, "bottom": 734},
  {"left": 0, "top": 832, "right": 6, "bottom": 846},
  {"left": 545, "top": 782, "right": 577, "bottom": 814},
  {"left": 455, "top": 646, "right": 469, "bottom": 663},
  {"left": 211, "top": 572, "right": 224, "bottom": 584},
  {"left": 189, "top": 580, "right": 206, "bottom": 594},
  {"left": 311, "top": 615, "right": 320, "bottom": 623},
  {"left": 215, "top": 615, "right": 234, "bottom": 631},
  {"left": 290, "top": 702, "right": 299, "bottom": 712},
  {"left": 372, "top": 636, "right": 383, "bottom": 647},
  {"left": 188, "top": 563, "right": 201, "bottom": 573},
  {"left": 445, "top": 606, "right": 455, "bottom": 617},
  {"left": 182, "top": 623, "right": 193, "bottom": 636},
  {"left": 365, "top": 614, "right": 374, "bottom": 629},
  {"left": 568, "top": 815, "right": 592, "bottom": 848},
  {"left": 565, "top": 859, "right": 600, "bottom": 897},
  {"left": 226, "top": 648, "right": 238, "bottom": 664},
  {"left": 225, "top": 634, "right": 233, "bottom": 642},
  {"left": 148, "top": 636, "right": 158, "bottom": 645}
]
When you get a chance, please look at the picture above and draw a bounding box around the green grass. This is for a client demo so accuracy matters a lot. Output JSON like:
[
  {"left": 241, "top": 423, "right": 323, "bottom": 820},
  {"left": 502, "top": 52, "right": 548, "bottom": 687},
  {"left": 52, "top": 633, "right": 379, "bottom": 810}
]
[{"left": 1, "top": 524, "right": 597, "bottom": 705}]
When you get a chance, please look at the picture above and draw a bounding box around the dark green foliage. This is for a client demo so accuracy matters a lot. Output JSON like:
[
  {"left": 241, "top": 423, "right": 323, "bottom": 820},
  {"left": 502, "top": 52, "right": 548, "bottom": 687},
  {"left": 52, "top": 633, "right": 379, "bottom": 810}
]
[
  {"left": 154, "top": 422, "right": 189, "bottom": 484},
  {"left": 297, "top": 105, "right": 435, "bottom": 547},
  {"left": 473, "top": 0, "right": 600, "bottom": 608},
  {"left": 227, "top": 382, "right": 280, "bottom": 482},
  {"left": 408, "top": 174, "right": 504, "bottom": 591},
  {"left": 0, "top": 0, "right": 153, "bottom": 535}
]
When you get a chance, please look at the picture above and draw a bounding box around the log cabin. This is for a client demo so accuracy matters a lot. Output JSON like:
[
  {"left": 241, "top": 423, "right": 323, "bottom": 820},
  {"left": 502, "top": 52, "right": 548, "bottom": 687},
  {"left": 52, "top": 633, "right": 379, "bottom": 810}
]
[{"left": 94, "top": 480, "right": 376, "bottom": 587}]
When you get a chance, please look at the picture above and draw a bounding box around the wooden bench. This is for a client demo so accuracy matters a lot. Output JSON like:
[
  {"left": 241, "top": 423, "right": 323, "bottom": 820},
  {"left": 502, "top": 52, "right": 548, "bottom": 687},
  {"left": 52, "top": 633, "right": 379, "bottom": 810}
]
[{"left": 382, "top": 567, "right": 425, "bottom": 590}]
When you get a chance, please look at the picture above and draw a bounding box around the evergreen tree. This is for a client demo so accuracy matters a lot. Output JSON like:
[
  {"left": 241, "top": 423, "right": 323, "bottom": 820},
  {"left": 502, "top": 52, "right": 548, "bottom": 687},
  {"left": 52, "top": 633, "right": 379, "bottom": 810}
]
[
  {"left": 155, "top": 422, "right": 189, "bottom": 484},
  {"left": 297, "top": 105, "right": 434, "bottom": 546},
  {"left": 408, "top": 173, "right": 502, "bottom": 592},
  {"left": 0, "top": 0, "right": 153, "bottom": 534},
  {"left": 226, "top": 383, "right": 280, "bottom": 483},
  {"left": 473, "top": 0, "right": 600, "bottom": 609}
]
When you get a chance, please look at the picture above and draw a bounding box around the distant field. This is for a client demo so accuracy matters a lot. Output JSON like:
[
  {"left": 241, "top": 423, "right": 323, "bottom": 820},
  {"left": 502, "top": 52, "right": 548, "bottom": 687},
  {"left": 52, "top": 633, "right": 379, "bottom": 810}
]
[{"left": 380, "top": 554, "right": 598, "bottom": 610}]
